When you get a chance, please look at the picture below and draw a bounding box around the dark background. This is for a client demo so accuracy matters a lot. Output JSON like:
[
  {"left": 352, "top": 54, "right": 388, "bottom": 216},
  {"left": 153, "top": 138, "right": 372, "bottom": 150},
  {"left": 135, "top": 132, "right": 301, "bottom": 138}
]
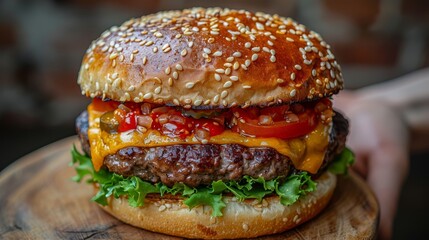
[{"left": 0, "top": 0, "right": 428, "bottom": 239}]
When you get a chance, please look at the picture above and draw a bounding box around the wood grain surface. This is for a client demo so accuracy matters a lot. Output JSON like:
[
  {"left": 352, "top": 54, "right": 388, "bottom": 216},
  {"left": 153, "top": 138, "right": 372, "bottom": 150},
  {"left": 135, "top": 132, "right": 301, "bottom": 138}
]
[{"left": 0, "top": 137, "right": 379, "bottom": 239}]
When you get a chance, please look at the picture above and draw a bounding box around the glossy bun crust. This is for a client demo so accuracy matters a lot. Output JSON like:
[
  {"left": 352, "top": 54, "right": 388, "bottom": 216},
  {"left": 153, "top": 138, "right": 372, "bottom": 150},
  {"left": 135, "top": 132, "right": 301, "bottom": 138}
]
[
  {"left": 99, "top": 171, "right": 336, "bottom": 239},
  {"left": 78, "top": 8, "right": 343, "bottom": 108}
]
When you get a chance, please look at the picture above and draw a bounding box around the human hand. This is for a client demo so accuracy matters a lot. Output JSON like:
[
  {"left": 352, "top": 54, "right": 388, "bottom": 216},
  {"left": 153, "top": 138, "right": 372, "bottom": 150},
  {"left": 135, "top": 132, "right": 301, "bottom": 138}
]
[{"left": 334, "top": 91, "right": 409, "bottom": 240}]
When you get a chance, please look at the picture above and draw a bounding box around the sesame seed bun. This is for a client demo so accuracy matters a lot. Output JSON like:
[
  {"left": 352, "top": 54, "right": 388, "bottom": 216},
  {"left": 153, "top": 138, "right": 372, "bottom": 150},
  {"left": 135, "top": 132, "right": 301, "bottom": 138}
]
[
  {"left": 98, "top": 171, "right": 336, "bottom": 239},
  {"left": 78, "top": 8, "right": 343, "bottom": 108}
]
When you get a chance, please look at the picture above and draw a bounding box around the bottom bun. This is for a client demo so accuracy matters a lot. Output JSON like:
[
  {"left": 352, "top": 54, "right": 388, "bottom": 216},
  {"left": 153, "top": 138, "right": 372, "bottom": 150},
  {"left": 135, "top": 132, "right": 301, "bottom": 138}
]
[{"left": 98, "top": 171, "right": 336, "bottom": 239}]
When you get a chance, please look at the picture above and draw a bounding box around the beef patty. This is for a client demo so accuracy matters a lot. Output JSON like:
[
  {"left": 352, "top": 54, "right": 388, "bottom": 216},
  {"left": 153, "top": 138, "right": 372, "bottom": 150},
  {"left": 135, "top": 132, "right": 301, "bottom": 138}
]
[{"left": 76, "top": 111, "right": 348, "bottom": 187}]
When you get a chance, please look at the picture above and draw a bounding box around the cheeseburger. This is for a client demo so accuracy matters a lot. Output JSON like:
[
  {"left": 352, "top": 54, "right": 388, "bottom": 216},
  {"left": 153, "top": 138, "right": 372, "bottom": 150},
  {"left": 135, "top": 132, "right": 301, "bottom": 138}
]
[{"left": 72, "top": 8, "right": 353, "bottom": 239}]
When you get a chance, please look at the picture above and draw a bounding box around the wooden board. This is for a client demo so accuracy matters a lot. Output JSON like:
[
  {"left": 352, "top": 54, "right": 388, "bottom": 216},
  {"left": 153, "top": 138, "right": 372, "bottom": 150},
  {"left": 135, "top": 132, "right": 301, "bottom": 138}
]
[{"left": 0, "top": 137, "right": 379, "bottom": 239}]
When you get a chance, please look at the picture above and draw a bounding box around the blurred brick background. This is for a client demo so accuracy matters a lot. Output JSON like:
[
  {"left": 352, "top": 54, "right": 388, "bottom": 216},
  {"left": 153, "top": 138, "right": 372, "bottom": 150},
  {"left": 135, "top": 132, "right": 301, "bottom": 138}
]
[{"left": 0, "top": 0, "right": 428, "bottom": 239}]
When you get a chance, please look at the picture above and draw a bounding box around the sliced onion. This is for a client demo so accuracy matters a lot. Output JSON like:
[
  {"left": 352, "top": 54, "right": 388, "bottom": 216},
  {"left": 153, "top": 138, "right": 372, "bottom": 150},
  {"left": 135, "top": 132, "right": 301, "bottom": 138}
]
[
  {"left": 151, "top": 106, "right": 170, "bottom": 114},
  {"left": 141, "top": 103, "right": 152, "bottom": 115},
  {"left": 284, "top": 112, "right": 299, "bottom": 123},
  {"left": 118, "top": 104, "right": 131, "bottom": 112},
  {"left": 258, "top": 115, "right": 274, "bottom": 125},
  {"left": 195, "top": 128, "right": 210, "bottom": 141},
  {"left": 137, "top": 115, "right": 153, "bottom": 128},
  {"left": 158, "top": 114, "right": 169, "bottom": 124},
  {"left": 169, "top": 115, "right": 186, "bottom": 125}
]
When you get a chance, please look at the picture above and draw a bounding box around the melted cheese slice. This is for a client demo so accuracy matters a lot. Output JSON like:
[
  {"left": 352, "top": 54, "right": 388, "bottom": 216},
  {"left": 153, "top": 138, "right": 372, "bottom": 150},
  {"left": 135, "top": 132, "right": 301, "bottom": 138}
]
[{"left": 87, "top": 103, "right": 330, "bottom": 174}]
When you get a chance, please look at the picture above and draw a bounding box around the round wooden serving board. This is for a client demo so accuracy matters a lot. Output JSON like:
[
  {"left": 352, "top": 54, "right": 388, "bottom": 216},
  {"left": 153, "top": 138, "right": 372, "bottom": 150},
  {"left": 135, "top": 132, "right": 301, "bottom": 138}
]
[{"left": 0, "top": 137, "right": 379, "bottom": 239}]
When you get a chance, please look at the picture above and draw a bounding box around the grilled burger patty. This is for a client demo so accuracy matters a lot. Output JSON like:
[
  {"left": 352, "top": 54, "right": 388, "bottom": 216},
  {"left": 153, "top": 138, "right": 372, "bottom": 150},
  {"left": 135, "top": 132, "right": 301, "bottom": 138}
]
[{"left": 76, "top": 111, "right": 348, "bottom": 187}]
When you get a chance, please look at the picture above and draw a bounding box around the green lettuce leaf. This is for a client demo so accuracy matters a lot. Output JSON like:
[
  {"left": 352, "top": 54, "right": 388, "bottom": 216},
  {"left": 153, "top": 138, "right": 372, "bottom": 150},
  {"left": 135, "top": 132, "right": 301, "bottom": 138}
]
[
  {"left": 329, "top": 147, "right": 355, "bottom": 174},
  {"left": 71, "top": 147, "right": 319, "bottom": 217}
]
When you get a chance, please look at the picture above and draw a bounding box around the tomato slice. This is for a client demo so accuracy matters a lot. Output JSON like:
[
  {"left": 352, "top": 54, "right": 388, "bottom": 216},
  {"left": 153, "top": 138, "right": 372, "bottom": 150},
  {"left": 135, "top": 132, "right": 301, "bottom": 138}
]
[{"left": 233, "top": 108, "right": 317, "bottom": 139}]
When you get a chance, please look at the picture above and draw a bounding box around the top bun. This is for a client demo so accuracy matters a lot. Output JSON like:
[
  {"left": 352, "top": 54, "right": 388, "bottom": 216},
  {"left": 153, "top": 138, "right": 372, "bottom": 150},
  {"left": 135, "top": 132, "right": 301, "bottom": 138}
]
[{"left": 78, "top": 8, "right": 343, "bottom": 109}]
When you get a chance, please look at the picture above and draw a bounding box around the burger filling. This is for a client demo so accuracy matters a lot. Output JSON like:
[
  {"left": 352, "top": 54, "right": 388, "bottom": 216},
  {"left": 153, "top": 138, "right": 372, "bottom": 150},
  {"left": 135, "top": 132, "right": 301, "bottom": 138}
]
[
  {"left": 72, "top": 98, "right": 353, "bottom": 216},
  {"left": 86, "top": 98, "right": 334, "bottom": 173}
]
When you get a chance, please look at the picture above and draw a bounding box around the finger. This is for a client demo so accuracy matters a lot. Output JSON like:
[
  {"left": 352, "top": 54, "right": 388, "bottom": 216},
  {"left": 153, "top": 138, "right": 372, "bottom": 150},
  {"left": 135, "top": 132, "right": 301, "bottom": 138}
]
[
  {"left": 366, "top": 146, "right": 408, "bottom": 240},
  {"left": 352, "top": 154, "right": 368, "bottom": 179}
]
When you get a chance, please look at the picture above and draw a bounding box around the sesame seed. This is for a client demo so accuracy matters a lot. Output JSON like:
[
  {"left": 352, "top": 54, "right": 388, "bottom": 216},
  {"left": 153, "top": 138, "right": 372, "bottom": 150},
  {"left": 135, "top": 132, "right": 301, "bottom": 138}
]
[
  {"left": 316, "top": 79, "right": 322, "bottom": 85},
  {"left": 165, "top": 67, "right": 171, "bottom": 75},
  {"left": 188, "top": 41, "right": 194, "bottom": 48},
  {"left": 213, "top": 95, "right": 220, "bottom": 103},
  {"left": 245, "top": 59, "right": 251, "bottom": 67},
  {"left": 154, "top": 86, "right": 162, "bottom": 94},
  {"left": 203, "top": 48, "right": 211, "bottom": 54},
  {"left": 213, "top": 51, "right": 222, "bottom": 57},
  {"left": 172, "top": 71, "right": 179, "bottom": 80},
  {"left": 127, "top": 85, "right": 135, "bottom": 91},
  {"left": 242, "top": 85, "right": 251, "bottom": 89},
  {"left": 168, "top": 77, "right": 173, "bottom": 86},
  {"left": 210, "top": 30, "right": 219, "bottom": 35},
  {"left": 194, "top": 99, "right": 202, "bottom": 106},
  {"left": 109, "top": 53, "right": 118, "bottom": 60},
  {"left": 158, "top": 205, "right": 166, "bottom": 212},
  {"left": 263, "top": 47, "right": 270, "bottom": 53},
  {"left": 270, "top": 55, "right": 276, "bottom": 62},
  {"left": 225, "top": 68, "right": 231, "bottom": 75},
  {"left": 290, "top": 89, "right": 297, "bottom": 97},
  {"left": 145, "top": 41, "right": 154, "bottom": 46},
  {"left": 233, "top": 62, "right": 240, "bottom": 70},
  {"left": 185, "top": 82, "right": 195, "bottom": 89},
  {"left": 153, "top": 47, "right": 158, "bottom": 53},
  {"left": 290, "top": 72, "right": 296, "bottom": 81},
  {"left": 180, "top": 49, "right": 187, "bottom": 57},
  {"left": 312, "top": 69, "right": 317, "bottom": 77},
  {"left": 232, "top": 52, "right": 242, "bottom": 57},
  {"left": 242, "top": 223, "right": 249, "bottom": 231},
  {"left": 215, "top": 68, "right": 225, "bottom": 74},
  {"left": 245, "top": 42, "right": 251, "bottom": 48},
  {"left": 173, "top": 99, "right": 180, "bottom": 105},
  {"left": 142, "top": 56, "right": 147, "bottom": 65},
  {"left": 330, "top": 70, "right": 336, "bottom": 78},
  {"left": 277, "top": 78, "right": 284, "bottom": 83},
  {"left": 161, "top": 44, "right": 169, "bottom": 50},
  {"left": 304, "top": 59, "right": 312, "bottom": 65},
  {"left": 175, "top": 64, "right": 183, "bottom": 71},
  {"left": 124, "top": 92, "right": 130, "bottom": 101},
  {"left": 143, "top": 93, "right": 153, "bottom": 99},
  {"left": 241, "top": 64, "right": 248, "bottom": 70},
  {"left": 294, "top": 64, "right": 302, "bottom": 70},
  {"left": 251, "top": 54, "right": 259, "bottom": 61},
  {"left": 226, "top": 57, "right": 234, "bottom": 62},
  {"left": 214, "top": 73, "right": 221, "bottom": 81},
  {"left": 251, "top": 47, "right": 260, "bottom": 52},
  {"left": 221, "top": 90, "right": 228, "bottom": 99},
  {"left": 286, "top": 37, "right": 294, "bottom": 42},
  {"left": 267, "top": 40, "right": 274, "bottom": 46},
  {"left": 223, "top": 81, "right": 232, "bottom": 88},
  {"left": 111, "top": 72, "right": 118, "bottom": 79},
  {"left": 230, "top": 76, "right": 239, "bottom": 81},
  {"left": 256, "top": 22, "right": 264, "bottom": 30},
  {"left": 175, "top": 33, "right": 182, "bottom": 39}
]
